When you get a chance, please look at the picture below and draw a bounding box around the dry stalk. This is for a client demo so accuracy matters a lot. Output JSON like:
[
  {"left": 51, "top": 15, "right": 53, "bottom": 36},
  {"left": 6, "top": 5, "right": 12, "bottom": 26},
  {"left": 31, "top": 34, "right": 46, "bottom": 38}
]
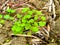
[
  {"left": 1, "top": 0, "right": 9, "bottom": 8},
  {"left": 52, "top": 1, "right": 56, "bottom": 19},
  {"left": 11, "top": 34, "right": 37, "bottom": 38},
  {"left": 49, "top": 0, "right": 52, "bottom": 12}
]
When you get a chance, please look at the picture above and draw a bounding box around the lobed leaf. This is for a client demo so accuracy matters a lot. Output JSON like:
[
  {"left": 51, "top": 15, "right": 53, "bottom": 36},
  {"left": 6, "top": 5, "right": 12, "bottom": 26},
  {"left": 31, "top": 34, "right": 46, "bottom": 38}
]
[
  {"left": 39, "top": 21, "right": 46, "bottom": 27},
  {"left": 32, "top": 27, "right": 38, "bottom": 33},
  {"left": 17, "top": 14, "right": 22, "bottom": 18},
  {"left": 4, "top": 15, "right": 10, "bottom": 19},
  {"left": 41, "top": 16, "right": 46, "bottom": 20}
]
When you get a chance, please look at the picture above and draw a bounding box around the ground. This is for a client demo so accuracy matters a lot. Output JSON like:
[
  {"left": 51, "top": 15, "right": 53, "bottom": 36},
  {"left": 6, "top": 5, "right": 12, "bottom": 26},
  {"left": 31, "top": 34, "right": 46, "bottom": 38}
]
[{"left": 0, "top": 0, "right": 60, "bottom": 45}]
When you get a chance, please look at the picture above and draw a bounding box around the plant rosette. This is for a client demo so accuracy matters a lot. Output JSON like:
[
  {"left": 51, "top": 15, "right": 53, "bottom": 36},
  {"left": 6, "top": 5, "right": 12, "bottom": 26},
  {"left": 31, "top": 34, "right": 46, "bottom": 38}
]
[{"left": 11, "top": 7, "right": 47, "bottom": 35}]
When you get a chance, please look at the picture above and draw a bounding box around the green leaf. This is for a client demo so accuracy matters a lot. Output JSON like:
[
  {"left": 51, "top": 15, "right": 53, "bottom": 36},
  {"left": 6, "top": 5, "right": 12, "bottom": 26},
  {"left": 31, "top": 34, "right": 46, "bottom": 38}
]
[
  {"left": 6, "top": 7, "right": 11, "bottom": 13},
  {"left": 22, "top": 19, "right": 27, "bottom": 23},
  {"left": 11, "top": 10, "right": 16, "bottom": 13},
  {"left": 25, "top": 26, "right": 29, "bottom": 30},
  {"left": 0, "top": 20, "right": 5, "bottom": 24},
  {"left": 32, "top": 9, "right": 37, "bottom": 13},
  {"left": 28, "top": 19, "right": 34, "bottom": 23},
  {"left": 14, "top": 21, "right": 21, "bottom": 27},
  {"left": 27, "top": 32, "right": 31, "bottom": 35},
  {"left": 27, "top": 15, "right": 31, "bottom": 19},
  {"left": 34, "top": 22, "right": 38, "bottom": 27},
  {"left": 34, "top": 15, "right": 38, "bottom": 20},
  {"left": 0, "top": 14, "right": 3, "bottom": 18},
  {"left": 36, "top": 11, "right": 42, "bottom": 15},
  {"left": 41, "top": 16, "right": 46, "bottom": 20},
  {"left": 4, "top": 15, "right": 10, "bottom": 19},
  {"left": 12, "top": 25, "right": 23, "bottom": 34},
  {"left": 23, "top": 15, "right": 27, "bottom": 19},
  {"left": 6, "top": 7, "right": 16, "bottom": 13},
  {"left": 21, "top": 23, "right": 25, "bottom": 27},
  {"left": 17, "top": 23, "right": 21, "bottom": 26},
  {"left": 23, "top": 15, "right": 31, "bottom": 19},
  {"left": 16, "top": 27, "right": 22, "bottom": 32},
  {"left": 39, "top": 21, "right": 46, "bottom": 27},
  {"left": 25, "top": 23, "right": 31, "bottom": 30},
  {"left": 10, "top": 17, "right": 14, "bottom": 20},
  {"left": 17, "top": 14, "right": 21, "bottom": 18},
  {"left": 32, "top": 27, "right": 38, "bottom": 33},
  {"left": 27, "top": 11, "right": 33, "bottom": 15},
  {"left": 11, "top": 25, "right": 17, "bottom": 31},
  {"left": 22, "top": 7, "right": 30, "bottom": 13},
  {"left": 14, "top": 21, "right": 21, "bottom": 25}
]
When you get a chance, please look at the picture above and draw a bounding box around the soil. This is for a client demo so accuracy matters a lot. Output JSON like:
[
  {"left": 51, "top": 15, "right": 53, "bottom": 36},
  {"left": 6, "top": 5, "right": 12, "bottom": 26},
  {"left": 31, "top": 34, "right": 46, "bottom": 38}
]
[{"left": 0, "top": 0, "right": 60, "bottom": 45}]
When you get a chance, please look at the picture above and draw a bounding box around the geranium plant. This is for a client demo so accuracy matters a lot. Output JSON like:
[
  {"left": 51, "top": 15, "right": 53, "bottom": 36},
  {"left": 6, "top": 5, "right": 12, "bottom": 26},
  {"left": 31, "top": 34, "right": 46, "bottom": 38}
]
[{"left": 11, "top": 7, "right": 46, "bottom": 35}]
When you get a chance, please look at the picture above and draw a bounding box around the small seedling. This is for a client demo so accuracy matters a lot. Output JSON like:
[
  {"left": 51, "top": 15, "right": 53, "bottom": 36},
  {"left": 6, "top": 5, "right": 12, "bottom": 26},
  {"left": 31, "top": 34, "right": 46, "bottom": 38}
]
[{"left": 4, "top": 15, "right": 10, "bottom": 20}]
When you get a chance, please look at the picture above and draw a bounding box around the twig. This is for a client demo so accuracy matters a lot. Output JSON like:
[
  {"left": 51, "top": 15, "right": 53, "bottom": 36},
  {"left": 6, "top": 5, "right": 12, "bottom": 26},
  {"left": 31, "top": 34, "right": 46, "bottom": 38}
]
[
  {"left": 11, "top": 34, "right": 37, "bottom": 38},
  {"left": 52, "top": 1, "right": 56, "bottom": 19},
  {"left": 1, "top": 0, "right": 9, "bottom": 8},
  {"left": 42, "top": 1, "right": 50, "bottom": 10},
  {"left": 49, "top": 0, "right": 52, "bottom": 12},
  {"left": 42, "top": 28, "right": 49, "bottom": 37},
  {"left": 0, "top": 0, "right": 9, "bottom": 12}
]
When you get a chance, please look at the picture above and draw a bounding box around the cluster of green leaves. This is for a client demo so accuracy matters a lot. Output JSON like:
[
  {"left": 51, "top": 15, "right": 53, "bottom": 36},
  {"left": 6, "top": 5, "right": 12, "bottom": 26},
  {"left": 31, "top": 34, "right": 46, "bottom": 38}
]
[
  {"left": 4, "top": 7, "right": 15, "bottom": 20},
  {"left": 4, "top": 15, "right": 14, "bottom": 20},
  {"left": 11, "top": 7, "right": 46, "bottom": 34},
  {"left": 0, "top": 14, "right": 14, "bottom": 20},
  {"left": 6, "top": 7, "right": 16, "bottom": 13},
  {"left": 0, "top": 7, "right": 16, "bottom": 20},
  {"left": 0, "top": 7, "right": 16, "bottom": 25},
  {"left": 11, "top": 21, "right": 23, "bottom": 34}
]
